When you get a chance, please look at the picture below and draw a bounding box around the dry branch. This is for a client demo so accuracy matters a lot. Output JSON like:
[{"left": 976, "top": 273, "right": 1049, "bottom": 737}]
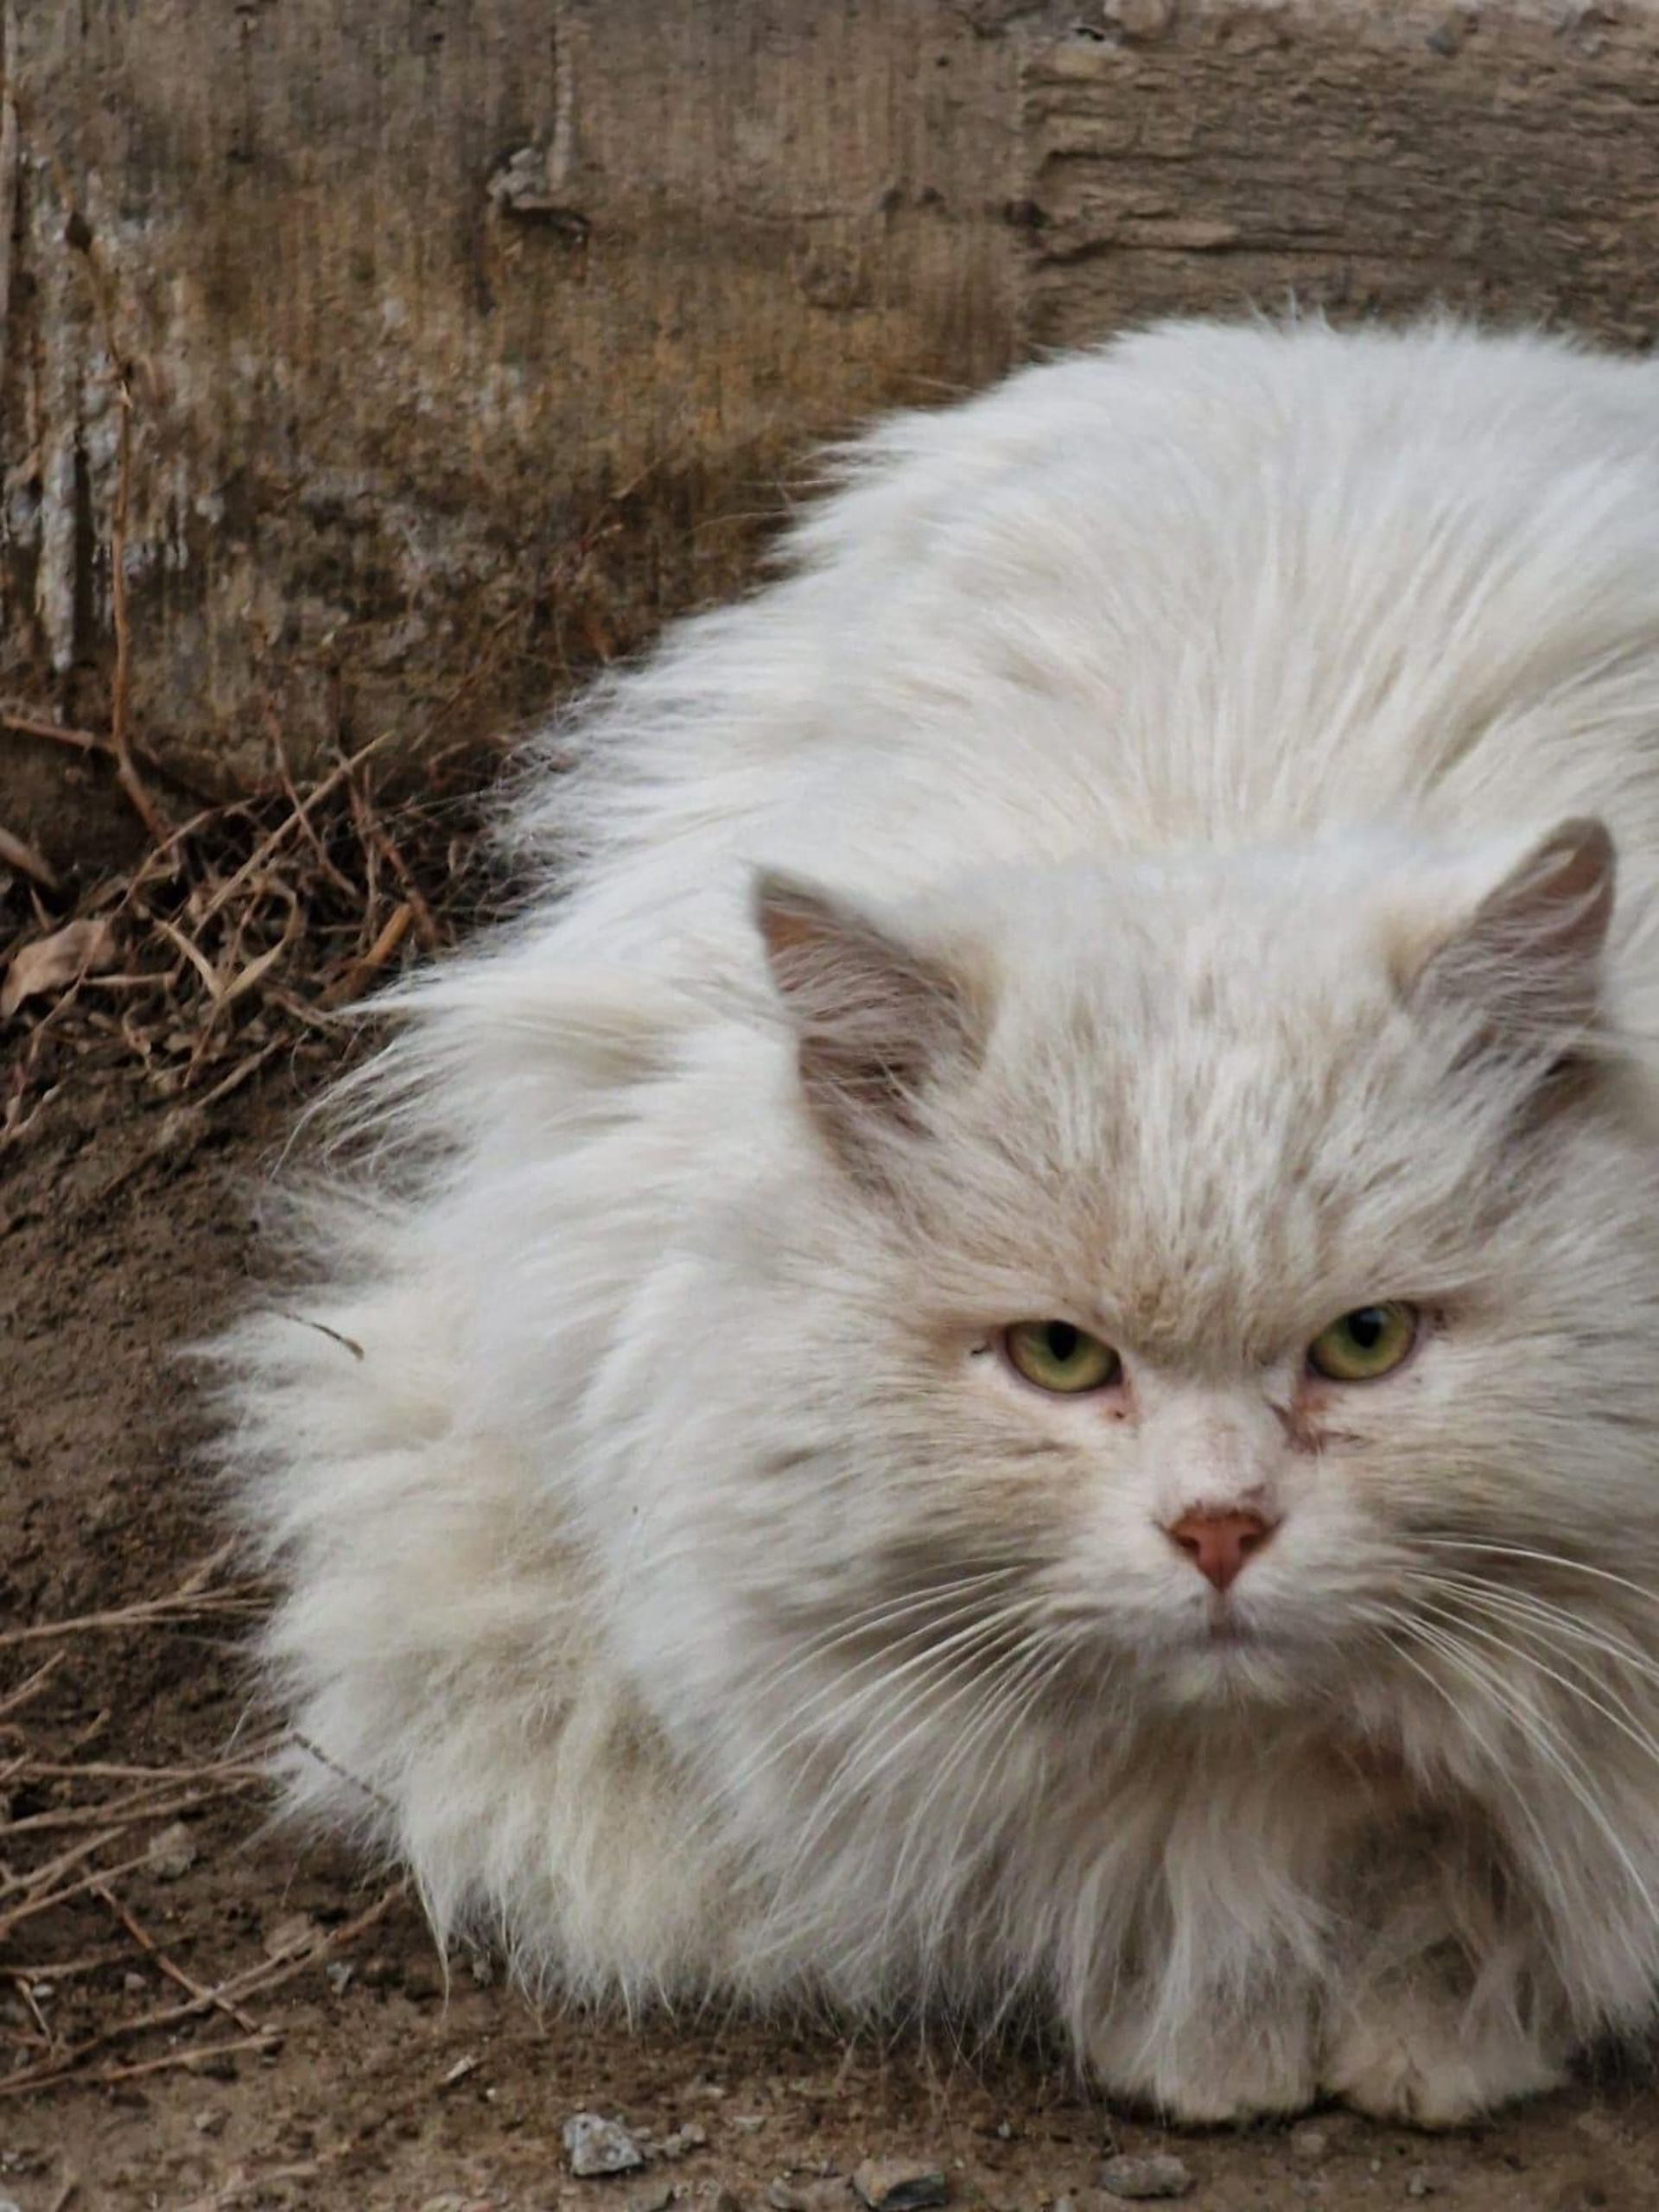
[
  {"left": 0, "top": 1880, "right": 407, "bottom": 2097},
  {"left": 93, "top": 1885, "right": 265, "bottom": 2036},
  {"left": 0, "top": 823, "right": 60, "bottom": 892},
  {"left": 1, "top": 711, "right": 495, "bottom": 1139}
]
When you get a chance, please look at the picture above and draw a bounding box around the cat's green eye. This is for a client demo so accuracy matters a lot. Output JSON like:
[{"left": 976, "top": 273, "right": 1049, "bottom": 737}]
[
  {"left": 1306, "top": 1301, "right": 1419, "bottom": 1383},
  {"left": 1004, "top": 1320, "right": 1122, "bottom": 1395}
]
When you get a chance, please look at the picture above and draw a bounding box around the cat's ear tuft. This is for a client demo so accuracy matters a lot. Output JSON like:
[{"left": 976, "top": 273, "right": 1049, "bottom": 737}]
[
  {"left": 1410, "top": 816, "right": 1616, "bottom": 1048},
  {"left": 753, "top": 871, "right": 982, "bottom": 1171}
]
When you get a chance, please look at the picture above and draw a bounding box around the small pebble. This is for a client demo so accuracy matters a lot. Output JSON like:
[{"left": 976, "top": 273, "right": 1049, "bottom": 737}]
[
  {"left": 1288, "top": 2125, "right": 1330, "bottom": 2164},
  {"left": 661, "top": 2125, "right": 709, "bottom": 2157},
  {"left": 122, "top": 1972, "right": 147, "bottom": 1994},
  {"left": 565, "top": 2113, "right": 647, "bottom": 2178},
  {"left": 194, "top": 2110, "right": 226, "bottom": 2138},
  {"left": 324, "top": 1961, "right": 354, "bottom": 1995},
  {"left": 262, "top": 1911, "right": 320, "bottom": 1961},
  {"left": 1403, "top": 2171, "right": 1452, "bottom": 2201},
  {"left": 146, "top": 1821, "right": 199, "bottom": 1880},
  {"left": 733, "top": 2117, "right": 769, "bottom": 2134},
  {"left": 852, "top": 2161, "right": 949, "bottom": 2212},
  {"left": 153, "top": 1104, "right": 211, "bottom": 1155},
  {"left": 766, "top": 2186, "right": 849, "bottom": 2212},
  {"left": 628, "top": 2187, "right": 675, "bottom": 2212},
  {"left": 1098, "top": 2155, "right": 1194, "bottom": 2202}
]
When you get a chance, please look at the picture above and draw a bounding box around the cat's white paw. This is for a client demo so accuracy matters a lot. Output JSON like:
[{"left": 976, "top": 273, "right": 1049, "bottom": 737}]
[
  {"left": 1089, "top": 2009, "right": 1317, "bottom": 2123},
  {"left": 1321, "top": 1999, "right": 1568, "bottom": 2127}
]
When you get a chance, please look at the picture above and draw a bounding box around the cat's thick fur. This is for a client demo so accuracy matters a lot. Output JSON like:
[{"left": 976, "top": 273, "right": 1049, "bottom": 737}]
[{"left": 220, "top": 317, "right": 1659, "bottom": 2126}]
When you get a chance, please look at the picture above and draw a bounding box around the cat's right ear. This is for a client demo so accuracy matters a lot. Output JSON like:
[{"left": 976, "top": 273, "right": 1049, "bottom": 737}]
[
  {"left": 753, "top": 872, "right": 983, "bottom": 1174},
  {"left": 1406, "top": 816, "right": 1616, "bottom": 1059}
]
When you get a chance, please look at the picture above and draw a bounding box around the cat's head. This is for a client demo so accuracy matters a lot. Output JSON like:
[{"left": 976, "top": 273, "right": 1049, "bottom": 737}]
[{"left": 711, "top": 815, "right": 1659, "bottom": 1734}]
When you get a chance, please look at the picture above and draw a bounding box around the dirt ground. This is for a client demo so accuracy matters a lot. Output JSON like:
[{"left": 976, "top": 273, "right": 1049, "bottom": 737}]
[{"left": 4, "top": 1063, "right": 1659, "bottom": 2211}]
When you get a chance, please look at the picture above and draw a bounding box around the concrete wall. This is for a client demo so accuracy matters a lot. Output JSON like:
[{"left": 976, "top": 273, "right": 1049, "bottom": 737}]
[{"left": 3, "top": 0, "right": 1657, "bottom": 849}]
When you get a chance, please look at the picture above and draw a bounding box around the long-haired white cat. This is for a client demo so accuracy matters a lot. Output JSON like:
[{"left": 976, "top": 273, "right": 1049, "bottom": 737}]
[{"left": 219, "top": 315, "right": 1659, "bottom": 2126}]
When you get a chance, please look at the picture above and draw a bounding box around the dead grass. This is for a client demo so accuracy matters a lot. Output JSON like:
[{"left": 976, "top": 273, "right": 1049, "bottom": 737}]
[
  {"left": 0, "top": 1550, "right": 409, "bottom": 2101},
  {"left": 0, "top": 710, "right": 505, "bottom": 1144}
]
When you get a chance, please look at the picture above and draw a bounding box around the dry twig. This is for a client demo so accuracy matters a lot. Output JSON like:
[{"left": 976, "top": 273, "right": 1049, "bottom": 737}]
[
  {"left": 0, "top": 823, "right": 60, "bottom": 893},
  {"left": 1, "top": 715, "right": 496, "bottom": 1139}
]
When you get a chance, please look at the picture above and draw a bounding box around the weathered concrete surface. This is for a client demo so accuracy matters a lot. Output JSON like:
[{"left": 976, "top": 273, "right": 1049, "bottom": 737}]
[{"left": 2, "top": 0, "right": 1657, "bottom": 849}]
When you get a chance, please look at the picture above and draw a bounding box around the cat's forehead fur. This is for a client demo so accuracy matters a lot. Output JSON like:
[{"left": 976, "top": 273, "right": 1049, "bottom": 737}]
[{"left": 887, "top": 846, "right": 1541, "bottom": 1364}]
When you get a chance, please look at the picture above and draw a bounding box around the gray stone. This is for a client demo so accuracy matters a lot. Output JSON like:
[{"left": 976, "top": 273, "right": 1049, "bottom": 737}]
[
  {"left": 851, "top": 2162, "right": 949, "bottom": 2212},
  {"left": 145, "top": 1821, "right": 199, "bottom": 1880},
  {"left": 261, "top": 1911, "right": 319, "bottom": 1961},
  {"left": 565, "top": 2113, "right": 647, "bottom": 2179},
  {"left": 770, "top": 2185, "right": 854, "bottom": 2212},
  {"left": 661, "top": 2126, "right": 710, "bottom": 2158},
  {"left": 1097, "top": 2156, "right": 1194, "bottom": 2202}
]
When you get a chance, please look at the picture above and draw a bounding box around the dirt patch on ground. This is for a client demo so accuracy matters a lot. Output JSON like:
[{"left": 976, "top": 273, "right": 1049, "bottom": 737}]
[{"left": 3, "top": 1063, "right": 1659, "bottom": 2210}]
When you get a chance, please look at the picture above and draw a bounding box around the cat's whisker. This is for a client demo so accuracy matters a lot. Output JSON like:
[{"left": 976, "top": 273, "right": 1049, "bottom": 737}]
[
  {"left": 1420, "top": 1574, "right": 1659, "bottom": 1670},
  {"left": 1415, "top": 1539, "right": 1659, "bottom": 1611},
  {"left": 702, "top": 1569, "right": 1029, "bottom": 1758},
  {"left": 1374, "top": 1611, "right": 1581, "bottom": 1931},
  {"left": 887, "top": 1643, "right": 1070, "bottom": 2010},
  {"left": 694, "top": 1595, "right": 1048, "bottom": 1896},
  {"left": 735, "top": 1692, "right": 989, "bottom": 1975},
  {"left": 748, "top": 1607, "right": 1052, "bottom": 1940},
  {"left": 705, "top": 1586, "right": 1044, "bottom": 1817},
  {"left": 1408, "top": 1568, "right": 1653, "bottom": 1644},
  {"left": 853, "top": 1651, "right": 1044, "bottom": 1988},
  {"left": 1407, "top": 1575, "right": 1659, "bottom": 1717},
  {"left": 1408, "top": 1594, "right": 1659, "bottom": 1780},
  {"left": 684, "top": 1570, "right": 1026, "bottom": 1744},
  {"left": 887, "top": 1638, "right": 1070, "bottom": 2016},
  {"left": 1395, "top": 1611, "right": 1659, "bottom": 1929},
  {"left": 884, "top": 1630, "right": 1061, "bottom": 1920}
]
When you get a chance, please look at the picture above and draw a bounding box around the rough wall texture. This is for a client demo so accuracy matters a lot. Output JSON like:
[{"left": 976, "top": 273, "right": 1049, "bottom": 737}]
[{"left": 2, "top": 0, "right": 1656, "bottom": 847}]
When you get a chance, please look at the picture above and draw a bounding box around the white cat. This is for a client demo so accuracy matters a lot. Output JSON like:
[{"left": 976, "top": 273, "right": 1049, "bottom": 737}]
[{"left": 219, "top": 315, "right": 1659, "bottom": 2126}]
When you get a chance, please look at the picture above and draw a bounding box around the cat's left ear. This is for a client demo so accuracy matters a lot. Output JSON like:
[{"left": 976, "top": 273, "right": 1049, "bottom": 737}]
[
  {"left": 1408, "top": 816, "right": 1615, "bottom": 1048},
  {"left": 753, "top": 872, "right": 984, "bottom": 1172}
]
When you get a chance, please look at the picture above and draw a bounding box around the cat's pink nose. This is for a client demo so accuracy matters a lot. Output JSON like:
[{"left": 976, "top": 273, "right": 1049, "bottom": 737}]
[{"left": 1163, "top": 1506, "right": 1276, "bottom": 1592}]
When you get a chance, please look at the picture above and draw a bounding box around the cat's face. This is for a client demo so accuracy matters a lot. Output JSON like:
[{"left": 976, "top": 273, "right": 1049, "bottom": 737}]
[{"left": 698, "top": 817, "right": 1659, "bottom": 1738}]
